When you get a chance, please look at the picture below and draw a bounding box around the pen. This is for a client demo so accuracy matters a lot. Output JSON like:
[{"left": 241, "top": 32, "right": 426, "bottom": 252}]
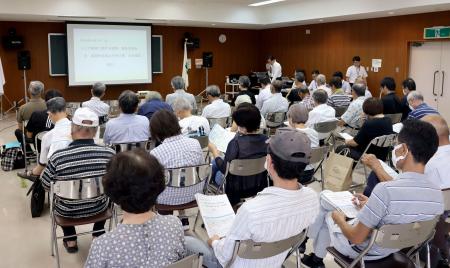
[{"left": 353, "top": 191, "right": 360, "bottom": 206}]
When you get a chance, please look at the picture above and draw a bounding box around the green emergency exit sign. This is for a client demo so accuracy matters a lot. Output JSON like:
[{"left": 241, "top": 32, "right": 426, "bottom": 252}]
[{"left": 424, "top": 27, "right": 450, "bottom": 39}]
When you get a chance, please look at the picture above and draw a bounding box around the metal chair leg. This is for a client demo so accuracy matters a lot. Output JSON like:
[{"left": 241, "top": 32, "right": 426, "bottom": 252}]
[
  {"left": 415, "top": 253, "right": 420, "bottom": 268},
  {"left": 296, "top": 248, "right": 301, "bottom": 268},
  {"left": 50, "top": 219, "right": 56, "bottom": 256},
  {"left": 54, "top": 231, "right": 60, "bottom": 268},
  {"left": 426, "top": 243, "right": 431, "bottom": 268}
]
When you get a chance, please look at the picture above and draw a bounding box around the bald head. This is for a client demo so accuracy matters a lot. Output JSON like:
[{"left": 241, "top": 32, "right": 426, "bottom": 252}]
[{"left": 421, "top": 115, "right": 450, "bottom": 146}]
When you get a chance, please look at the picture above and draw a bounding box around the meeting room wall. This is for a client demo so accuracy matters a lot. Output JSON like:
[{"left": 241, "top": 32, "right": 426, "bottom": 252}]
[
  {"left": 259, "top": 11, "right": 450, "bottom": 97},
  {"left": 0, "top": 21, "right": 260, "bottom": 107}
]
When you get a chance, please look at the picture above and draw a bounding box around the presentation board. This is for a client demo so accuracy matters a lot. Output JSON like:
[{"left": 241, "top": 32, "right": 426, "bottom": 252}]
[{"left": 66, "top": 23, "right": 152, "bottom": 86}]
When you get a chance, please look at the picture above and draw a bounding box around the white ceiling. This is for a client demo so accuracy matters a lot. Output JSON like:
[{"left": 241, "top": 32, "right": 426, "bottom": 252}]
[{"left": 0, "top": 0, "right": 449, "bottom": 29}]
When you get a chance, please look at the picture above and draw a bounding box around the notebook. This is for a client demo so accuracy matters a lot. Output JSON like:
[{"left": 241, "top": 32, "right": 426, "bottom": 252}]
[
  {"left": 208, "top": 124, "right": 236, "bottom": 152},
  {"left": 195, "top": 194, "right": 236, "bottom": 238},
  {"left": 322, "top": 191, "right": 359, "bottom": 219}
]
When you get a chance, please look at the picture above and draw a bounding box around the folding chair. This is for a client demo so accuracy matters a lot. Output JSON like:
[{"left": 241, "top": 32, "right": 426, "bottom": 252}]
[
  {"left": 384, "top": 113, "right": 403, "bottom": 124},
  {"left": 34, "top": 130, "right": 48, "bottom": 163},
  {"left": 226, "top": 229, "right": 308, "bottom": 268},
  {"left": 191, "top": 135, "right": 210, "bottom": 163},
  {"left": 21, "top": 120, "right": 37, "bottom": 170},
  {"left": 110, "top": 140, "right": 151, "bottom": 153},
  {"left": 351, "top": 133, "right": 397, "bottom": 188},
  {"left": 313, "top": 120, "right": 338, "bottom": 148},
  {"left": 207, "top": 156, "right": 267, "bottom": 195},
  {"left": 264, "top": 112, "right": 286, "bottom": 136},
  {"left": 327, "top": 216, "right": 439, "bottom": 268},
  {"left": 155, "top": 164, "right": 211, "bottom": 232},
  {"left": 335, "top": 106, "right": 349, "bottom": 118},
  {"left": 306, "top": 146, "right": 330, "bottom": 189},
  {"left": 65, "top": 102, "right": 81, "bottom": 120},
  {"left": 166, "top": 253, "right": 203, "bottom": 268},
  {"left": 49, "top": 178, "right": 114, "bottom": 268},
  {"left": 207, "top": 117, "right": 229, "bottom": 128}
]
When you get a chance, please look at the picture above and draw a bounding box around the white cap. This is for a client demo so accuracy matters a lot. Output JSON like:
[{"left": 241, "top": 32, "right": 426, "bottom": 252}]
[{"left": 72, "top": 107, "right": 99, "bottom": 127}]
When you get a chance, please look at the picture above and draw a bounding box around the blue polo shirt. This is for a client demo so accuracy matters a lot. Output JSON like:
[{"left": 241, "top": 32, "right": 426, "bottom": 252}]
[
  {"left": 137, "top": 99, "right": 173, "bottom": 120},
  {"left": 408, "top": 103, "right": 439, "bottom": 119}
]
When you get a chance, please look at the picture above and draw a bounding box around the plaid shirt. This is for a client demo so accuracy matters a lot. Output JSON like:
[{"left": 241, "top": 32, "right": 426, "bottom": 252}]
[
  {"left": 301, "top": 95, "right": 315, "bottom": 110},
  {"left": 150, "top": 134, "right": 203, "bottom": 169}
]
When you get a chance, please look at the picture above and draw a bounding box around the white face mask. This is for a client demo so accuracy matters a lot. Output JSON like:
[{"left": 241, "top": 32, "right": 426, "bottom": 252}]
[{"left": 392, "top": 144, "right": 408, "bottom": 170}]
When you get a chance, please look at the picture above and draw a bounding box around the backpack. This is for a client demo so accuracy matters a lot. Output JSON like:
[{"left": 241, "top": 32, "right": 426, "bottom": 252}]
[
  {"left": 27, "top": 180, "right": 45, "bottom": 218},
  {"left": 1, "top": 146, "right": 25, "bottom": 171}
]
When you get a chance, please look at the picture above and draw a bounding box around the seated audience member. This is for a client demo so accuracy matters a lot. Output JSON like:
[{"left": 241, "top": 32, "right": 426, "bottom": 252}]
[
  {"left": 18, "top": 97, "right": 71, "bottom": 181},
  {"left": 81, "top": 82, "right": 110, "bottom": 119},
  {"left": 292, "top": 69, "right": 307, "bottom": 87},
  {"left": 260, "top": 80, "right": 289, "bottom": 118},
  {"left": 339, "top": 83, "right": 366, "bottom": 129},
  {"left": 286, "top": 71, "right": 305, "bottom": 105},
  {"left": 208, "top": 104, "right": 268, "bottom": 205},
  {"left": 255, "top": 75, "right": 272, "bottom": 110},
  {"left": 303, "top": 119, "right": 443, "bottom": 268},
  {"left": 407, "top": 91, "right": 439, "bottom": 119},
  {"left": 308, "top": 69, "right": 320, "bottom": 91},
  {"left": 40, "top": 108, "right": 115, "bottom": 253},
  {"left": 305, "top": 89, "right": 336, "bottom": 140},
  {"left": 354, "top": 77, "right": 372, "bottom": 98},
  {"left": 315, "top": 74, "right": 332, "bottom": 96},
  {"left": 25, "top": 89, "right": 63, "bottom": 150},
  {"left": 229, "top": 103, "right": 267, "bottom": 133},
  {"left": 400, "top": 78, "right": 416, "bottom": 121},
  {"left": 193, "top": 128, "right": 319, "bottom": 268},
  {"left": 137, "top": 91, "right": 173, "bottom": 122},
  {"left": 299, "top": 87, "right": 315, "bottom": 110},
  {"left": 333, "top": 71, "right": 351, "bottom": 94},
  {"left": 85, "top": 149, "right": 185, "bottom": 267},
  {"left": 103, "top": 90, "right": 150, "bottom": 145},
  {"left": 336, "top": 98, "right": 393, "bottom": 161},
  {"left": 173, "top": 98, "right": 210, "bottom": 136},
  {"left": 150, "top": 110, "right": 203, "bottom": 168},
  {"left": 232, "top": 76, "right": 256, "bottom": 106},
  {"left": 380, "top": 77, "right": 402, "bottom": 114},
  {"left": 166, "top": 76, "right": 197, "bottom": 110},
  {"left": 287, "top": 103, "right": 319, "bottom": 184},
  {"left": 327, "top": 76, "right": 351, "bottom": 108},
  {"left": 201, "top": 85, "right": 231, "bottom": 119},
  {"left": 15, "top": 81, "right": 47, "bottom": 151}
]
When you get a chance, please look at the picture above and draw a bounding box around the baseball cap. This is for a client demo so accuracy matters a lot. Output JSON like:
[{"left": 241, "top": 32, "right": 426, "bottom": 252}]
[
  {"left": 287, "top": 103, "right": 309, "bottom": 124},
  {"left": 267, "top": 127, "right": 311, "bottom": 163},
  {"left": 72, "top": 107, "right": 99, "bottom": 127}
]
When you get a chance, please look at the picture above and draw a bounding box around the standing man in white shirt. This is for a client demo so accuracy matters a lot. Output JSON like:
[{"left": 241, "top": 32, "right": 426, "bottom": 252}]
[
  {"left": 346, "top": 56, "right": 368, "bottom": 86},
  {"left": 201, "top": 85, "right": 231, "bottom": 119},
  {"left": 267, "top": 55, "right": 282, "bottom": 83},
  {"left": 81, "top": 82, "right": 110, "bottom": 120},
  {"left": 186, "top": 127, "right": 319, "bottom": 268},
  {"left": 255, "top": 76, "right": 272, "bottom": 110}
]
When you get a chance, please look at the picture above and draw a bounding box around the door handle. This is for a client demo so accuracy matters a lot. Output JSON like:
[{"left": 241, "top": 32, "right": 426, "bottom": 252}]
[
  {"left": 433, "top": 70, "right": 439, "bottom": 96},
  {"left": 441, "top": 71, "right": 445, "bottom": 97}
]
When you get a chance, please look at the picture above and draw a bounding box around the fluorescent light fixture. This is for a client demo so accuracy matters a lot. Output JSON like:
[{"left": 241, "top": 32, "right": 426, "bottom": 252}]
[{"left": 249, "top": 0, "right": 287, "bottom": 7}]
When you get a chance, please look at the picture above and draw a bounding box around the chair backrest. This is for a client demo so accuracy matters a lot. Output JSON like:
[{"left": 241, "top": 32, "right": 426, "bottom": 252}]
[
  {"left": 227, "top": 157, "right": 267, "bottom": 177},
  {"left": 309, "top": 146, "right": 330, "bottom": 165},
  {"left": 166, "top": 253, "right": 203, "bottom": 268},
  {"left": 207, "top": 117, "right": 229, "bottom": 128},
  {"left": 35, "top": 131, "right": 48, "bottom": 142},
  {"left": 265, "top": 112, "right": 286, "bottom": 128},
  {"left": 384, "top": 113, "right": 403, "bottom": 124},
  {"left": 191, "top": 135, "right": 209, "bottom": 149},
  {"left": 374, "top": 216, "right": 440, "bottom": 249},
  {"left": 227, "top": 230, "right": 307, "bottom": 268},
  {"left": 52, "top": 177, "right": 104, "bottom": 200},
  {"left": 313, "top": 120, "right": 338, "bottom": 134},
  {"left": 108, "top": 100, "right": 120, "bottom": 118},
  {"left": 111, "top": 141, "right": 150, "bottom": 153},
  {"left": 442, "top": 188, "right": 450, "bottom": 211},
  {"left": 66, "top": 102, "right": 81, "bottom": 118},
  {"left": 369, "top": 133, "right": 397, "bottom": 148},
  {"left": 334, "top": 106, "right": 348, "bottom": 118}
]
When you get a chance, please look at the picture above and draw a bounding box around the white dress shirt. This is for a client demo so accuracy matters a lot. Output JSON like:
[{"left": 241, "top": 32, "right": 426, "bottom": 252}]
[
  {"left": 308, "top": 80, "right": 318, "bottom": 91},
  {"left": 179, "top": 115, "right": 210, "bottom": 136},
  {"left": 305, "top": 104, "right": 336, "bottom": 140},
  {"left": 365, "top": 88, "right": 373, "bottom": 98},
  {"left": 269, "top": 60, "right": 282, "bottom": 83},
  {"left": 201, "top": 99, "right": 231, "bottom": 119},
  {"left": 296, "top": 127, "right": 319, "bottom": 170},
  {"left": 342, "top": 80, "right": 352, "bottom": 94},
  {"left": 317, "top": 85, "right": 332, "bottom": 96},
  {"left": 291, "top": 81, "right": 307, "bottom": 89},
  {"left": 39, "top": 118, "right": 72, "bottom": 165},
  {"left": 212, "top": 186, "right": 319, "bottom": 268},
  {"left": 256, "top": 84, "right": 272, "bottom": 110},
  {"left": 260, "top": 93, "right": 289, "bottom": 118},
  {"left": 425, "top": 144, "right": 450, "bottom": 189},
  {"left": 82, "top": 97, "right": 110, "bottom": 116},
  {"left": 346, "top": 65, "right": 368, "bottom": 83}
]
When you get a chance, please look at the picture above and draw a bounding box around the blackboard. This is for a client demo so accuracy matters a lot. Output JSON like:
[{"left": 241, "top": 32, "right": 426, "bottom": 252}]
[{"left": 48, "top": 33, "right": 163, "bottom": 76}]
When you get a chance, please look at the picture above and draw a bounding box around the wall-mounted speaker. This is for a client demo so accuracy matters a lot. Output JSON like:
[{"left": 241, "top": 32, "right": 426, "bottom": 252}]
[
  {"left": 17, "top": 50, "right": 31, "bottom": 70},
  {"left": 203, "top": 52, "right": 213, "bottom": 68}
]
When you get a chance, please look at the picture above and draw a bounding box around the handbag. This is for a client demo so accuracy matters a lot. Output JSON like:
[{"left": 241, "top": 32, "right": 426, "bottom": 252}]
[
  {"left": 27, "top": 180, "right": 45, "bottom": 218},
  {"left": 323, "top": 150, "right": 354, "bottom": 191},
  {"left": 1, "top": 145, "right": 25, "bottom": 171}
]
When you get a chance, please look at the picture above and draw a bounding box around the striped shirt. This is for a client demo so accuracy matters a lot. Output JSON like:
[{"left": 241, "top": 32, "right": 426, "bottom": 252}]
[
  {"left": 356, "top": 172, "right": 444, "bottom": 259},
  {"left": 40, "top": 139, "right": 115, "bottom": 218},
  {"left": 327, "top": 89, "right": 351, "bottom": 108},
  {"left": 408, "top": 102, "right": 439, "bottom": 120},
  {"left": 212, "top": 185, "right": 319, "bottom": 268}
]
